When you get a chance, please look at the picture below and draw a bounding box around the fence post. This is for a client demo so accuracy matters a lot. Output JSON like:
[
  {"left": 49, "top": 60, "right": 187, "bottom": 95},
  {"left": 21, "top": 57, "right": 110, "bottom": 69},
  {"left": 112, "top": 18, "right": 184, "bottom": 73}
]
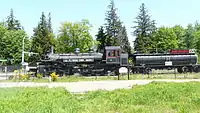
[
  {"left": 5, "top": 66, "right": 7, "bottom": 80},
  {"left": 174, "top": 68, "right": 176, "bottom": 79},
  {"left": 127, "top": 65, "right": 130, "bottom": 80}
]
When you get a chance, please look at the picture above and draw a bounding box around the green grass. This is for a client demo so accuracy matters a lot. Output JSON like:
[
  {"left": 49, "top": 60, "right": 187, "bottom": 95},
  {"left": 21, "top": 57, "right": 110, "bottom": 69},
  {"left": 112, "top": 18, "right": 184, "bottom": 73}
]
[
  {"left": 1, "top": 82, "right": 200, "bottom": 113},
  {"left": 1, "top": 72, "right": 200, "bottom": 83}
]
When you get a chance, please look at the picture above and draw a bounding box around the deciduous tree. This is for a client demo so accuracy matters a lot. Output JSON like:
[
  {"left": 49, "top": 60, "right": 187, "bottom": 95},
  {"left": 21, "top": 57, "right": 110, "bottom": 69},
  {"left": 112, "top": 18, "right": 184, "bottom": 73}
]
[
  {"left": 172, "top": 25, "right": 186, "bottom": 49},
  {"left": 0, "top": 24, "right": 30, "bottom": 65},
  {"left": 151, "top": 27, "right": 178, "bottom": 52},
  {"left": 56, "top": 19, "right": 95, "bottom": 53},
  {"left": 184, "top": 24, "right": 195, "bottom": 49}
]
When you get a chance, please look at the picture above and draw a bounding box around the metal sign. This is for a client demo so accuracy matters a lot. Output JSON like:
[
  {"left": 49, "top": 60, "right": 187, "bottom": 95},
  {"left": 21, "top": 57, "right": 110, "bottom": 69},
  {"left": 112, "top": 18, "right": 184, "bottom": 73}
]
[
  {"left": 63, "top": 58, "right": 94, "bottom": 62},
  {"left": 119, "top": 67, "right": 128, "bottom": 74},
  {"left": 165, "top": 61, "right": 172, "bottom": 66}
]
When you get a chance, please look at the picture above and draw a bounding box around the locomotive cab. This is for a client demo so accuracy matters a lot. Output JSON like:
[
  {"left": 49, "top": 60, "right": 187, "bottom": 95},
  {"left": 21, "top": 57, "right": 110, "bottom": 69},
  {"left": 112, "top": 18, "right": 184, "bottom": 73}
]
[
  {"left": 105, "top": 46, "right": 128, "bottom": 66},
  {"left": 105, "top": 46, "right": 121, "bottom": 64}
]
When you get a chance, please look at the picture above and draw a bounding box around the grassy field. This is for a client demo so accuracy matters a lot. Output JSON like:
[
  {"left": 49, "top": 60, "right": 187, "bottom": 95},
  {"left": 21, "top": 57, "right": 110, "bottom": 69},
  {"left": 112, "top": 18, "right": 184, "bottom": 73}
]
[
  {"left": 0, "top": 82, "right": 200, "bottom": 113},
  {"left": 1, "top": 72, "right": 200, "bottom": 83}
]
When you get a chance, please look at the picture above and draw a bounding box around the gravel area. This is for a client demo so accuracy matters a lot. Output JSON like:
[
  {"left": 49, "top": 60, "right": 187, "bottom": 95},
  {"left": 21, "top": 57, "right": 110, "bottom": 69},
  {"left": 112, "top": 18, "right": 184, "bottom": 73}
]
[{"left": 1, "top": 79, "right": 200, "bottom": 93}]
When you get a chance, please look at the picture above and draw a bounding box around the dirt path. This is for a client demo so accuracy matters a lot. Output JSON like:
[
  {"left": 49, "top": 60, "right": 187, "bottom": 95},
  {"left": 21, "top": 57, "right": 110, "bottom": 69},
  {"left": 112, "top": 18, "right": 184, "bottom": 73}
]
[{"left": 1, "top": 79, "right": 200, "bottom": 93}]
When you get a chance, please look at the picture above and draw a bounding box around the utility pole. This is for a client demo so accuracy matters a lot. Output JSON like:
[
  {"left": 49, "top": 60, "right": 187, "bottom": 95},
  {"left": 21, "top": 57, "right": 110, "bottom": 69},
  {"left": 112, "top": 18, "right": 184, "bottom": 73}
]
[
  {"left": 21, "top": 36, "right": 38, "bottom": 74},
  {"left": 21, "top": 36, "right": 25, "bottom": 74},
  {"left": 22, "top": 36, "right": 25, "bottom": 65}
]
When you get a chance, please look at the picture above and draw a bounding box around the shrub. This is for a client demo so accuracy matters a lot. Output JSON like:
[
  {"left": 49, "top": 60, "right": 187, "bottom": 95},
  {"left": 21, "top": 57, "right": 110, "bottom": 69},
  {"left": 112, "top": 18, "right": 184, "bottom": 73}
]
[
  {"left": 8, "top": 75, "right": 16, "bottom": 80},
  {"left": 19, "top": 74, "right": 30, "bottom": 81},
  {"left": 36, "top": 73, "right": 43, "bottom": 79},
  {"left": 50, "top": 72, "right": 59, "bottom": 82}
]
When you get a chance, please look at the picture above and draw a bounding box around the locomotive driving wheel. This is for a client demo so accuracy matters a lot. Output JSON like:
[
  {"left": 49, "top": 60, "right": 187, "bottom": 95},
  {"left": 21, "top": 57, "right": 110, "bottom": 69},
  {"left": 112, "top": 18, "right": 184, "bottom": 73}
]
[
  {"left": 183, "top": 66, "right": 189, "bottom": 73},
  {"left": 177, "top": 67, "right": 183, "bottom": 73},
  {"left": 177, "top": 66, "right": 189, "bottom": 73}
]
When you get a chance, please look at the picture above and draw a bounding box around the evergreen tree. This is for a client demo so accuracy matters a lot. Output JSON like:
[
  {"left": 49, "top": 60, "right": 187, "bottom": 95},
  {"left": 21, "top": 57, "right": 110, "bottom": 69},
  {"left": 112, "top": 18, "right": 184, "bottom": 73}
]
[
  {"left": 96, "top": 26, "right": 107, "bottom": 59},
  {"left": 104, "top": 0, "right": 122, "bottom": 46},
  {"left": 96, "top": 26, "right": 106, "bottom": 53},
  {"left": 6, "top": 9, "right": 23, "bottom": 30},
  {"left": 132, "top": 3, "right": 156, "bottom": 53},
  {"left": 119, "top": 25, "right": 131, "bottom": 54},
  {"left": 30, "top": 12, "right": 54, "bottom": 63},
  {"left": 47, "top": 12, "right": 53, "bottom": 33}
]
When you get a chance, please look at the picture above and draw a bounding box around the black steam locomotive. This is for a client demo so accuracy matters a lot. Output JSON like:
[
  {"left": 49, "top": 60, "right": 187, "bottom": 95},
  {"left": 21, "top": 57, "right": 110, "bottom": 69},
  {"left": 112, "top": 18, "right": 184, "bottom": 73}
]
[
  {"left": 36, "top": 46, "right": 200, "bottom": 76},
  {"left": 37, "top": 46, "right": 129, "bottom": 76}
]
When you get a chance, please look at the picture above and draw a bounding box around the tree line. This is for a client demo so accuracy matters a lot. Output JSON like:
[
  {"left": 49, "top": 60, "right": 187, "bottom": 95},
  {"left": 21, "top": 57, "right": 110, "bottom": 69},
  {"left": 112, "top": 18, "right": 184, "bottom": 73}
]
[
  {"left": 132, "top": 3, "right": 200, "bottom": 54},
  {"left": 0, "top": 0, "right": 199, "bottom": 65}
]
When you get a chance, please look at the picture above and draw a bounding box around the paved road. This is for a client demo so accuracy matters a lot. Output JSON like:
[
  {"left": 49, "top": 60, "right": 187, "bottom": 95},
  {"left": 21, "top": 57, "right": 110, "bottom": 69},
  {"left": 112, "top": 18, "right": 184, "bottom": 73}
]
[{"left": 1, "top": 79, "right": 200, "bottom": 93}]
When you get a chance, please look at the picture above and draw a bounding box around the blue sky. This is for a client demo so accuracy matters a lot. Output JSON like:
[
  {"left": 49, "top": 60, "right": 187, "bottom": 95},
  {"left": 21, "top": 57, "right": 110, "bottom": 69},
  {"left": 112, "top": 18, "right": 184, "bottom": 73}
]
[{"left": 0, "top": 0, "right": 200, "bottom": 47}]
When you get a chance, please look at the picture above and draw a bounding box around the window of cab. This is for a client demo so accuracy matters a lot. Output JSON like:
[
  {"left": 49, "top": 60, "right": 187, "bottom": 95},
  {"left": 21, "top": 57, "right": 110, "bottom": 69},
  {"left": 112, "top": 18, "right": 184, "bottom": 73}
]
[{"left": 107, "top": 50, "right": 120, "bottom": 57}]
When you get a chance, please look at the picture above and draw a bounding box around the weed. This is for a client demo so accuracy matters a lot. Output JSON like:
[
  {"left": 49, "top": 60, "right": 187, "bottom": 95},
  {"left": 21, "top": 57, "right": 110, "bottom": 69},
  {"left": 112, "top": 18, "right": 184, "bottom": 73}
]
[
  {"left": 19, "top": 74, "right": 30, "bottom": 81},
  {"left": 36, "top": 73, "right": 43, "bottom": 79},
  {"left": 50, "top": 72, "right": 59, "bottom": 82}
]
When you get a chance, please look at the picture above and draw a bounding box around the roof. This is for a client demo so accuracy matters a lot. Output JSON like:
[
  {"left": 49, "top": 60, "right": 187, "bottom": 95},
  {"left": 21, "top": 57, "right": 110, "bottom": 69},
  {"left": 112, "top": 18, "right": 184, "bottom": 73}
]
[{"left": 105, "top": 46, "right": 121, "bottom": 50}]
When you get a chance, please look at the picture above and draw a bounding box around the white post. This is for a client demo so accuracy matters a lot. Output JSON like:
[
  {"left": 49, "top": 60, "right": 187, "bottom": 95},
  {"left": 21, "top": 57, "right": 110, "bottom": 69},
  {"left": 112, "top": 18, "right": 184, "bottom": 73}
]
[
  {"left": 5, "top": 66, "right": 7, "bottom": 80},
  {"left": 22, "top": 36, "right": 25, "bottom": 65},
  {"left": 22, "top": 36, "right": 25, "bottom": 74}
]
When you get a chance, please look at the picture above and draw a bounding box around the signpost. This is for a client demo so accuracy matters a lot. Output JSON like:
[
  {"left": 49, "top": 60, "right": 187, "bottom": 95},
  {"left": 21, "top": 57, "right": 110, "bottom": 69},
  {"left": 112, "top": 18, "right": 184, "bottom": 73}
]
[
  {"left": 119, "top": 67, "right": 128, "bottom": 80},
  {"left": 21, "top": 36, "right": 38, "bottom": 74}
]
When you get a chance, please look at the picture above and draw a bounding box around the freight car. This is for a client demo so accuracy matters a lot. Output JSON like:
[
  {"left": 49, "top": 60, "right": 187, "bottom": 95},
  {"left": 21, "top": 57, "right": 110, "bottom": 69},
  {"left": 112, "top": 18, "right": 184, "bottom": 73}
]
[{"left": 130, "top": 49, "right": 200, "bottom": 74}]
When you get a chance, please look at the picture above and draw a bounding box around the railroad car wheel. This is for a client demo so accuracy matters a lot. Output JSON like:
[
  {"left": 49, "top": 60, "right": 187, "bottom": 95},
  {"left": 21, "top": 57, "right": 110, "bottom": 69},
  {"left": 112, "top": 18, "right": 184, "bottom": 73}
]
[
  {"left": 193, "top": 66, "right": 200, "bottom": 73},
  {"left": 182, "top": 66, "right": 188, "bottom": 73},
  {"left": 177, "top": 67, "right": 183, "bottom": 73},
  {"left": 188, "top": 67, "right": 193, "bottom": 73}
]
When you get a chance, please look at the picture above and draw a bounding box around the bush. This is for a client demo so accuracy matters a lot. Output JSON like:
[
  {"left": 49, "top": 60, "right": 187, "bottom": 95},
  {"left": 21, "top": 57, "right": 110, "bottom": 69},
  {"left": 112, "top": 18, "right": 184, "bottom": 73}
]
[
  {"left": 12, "top": 69, "right": 31, "bottom": 81},
  {"left": 19, "top": 74, "right": 30, "bottom": 81},
  {"left": 50, "top": 72, "right": 59, "bottom": 82},
  {"left": 9, "top": 75, "right": 14, "bottom": 80},
  {"left": 36, "top": 73, "right": 43, "bottom": 79}
]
